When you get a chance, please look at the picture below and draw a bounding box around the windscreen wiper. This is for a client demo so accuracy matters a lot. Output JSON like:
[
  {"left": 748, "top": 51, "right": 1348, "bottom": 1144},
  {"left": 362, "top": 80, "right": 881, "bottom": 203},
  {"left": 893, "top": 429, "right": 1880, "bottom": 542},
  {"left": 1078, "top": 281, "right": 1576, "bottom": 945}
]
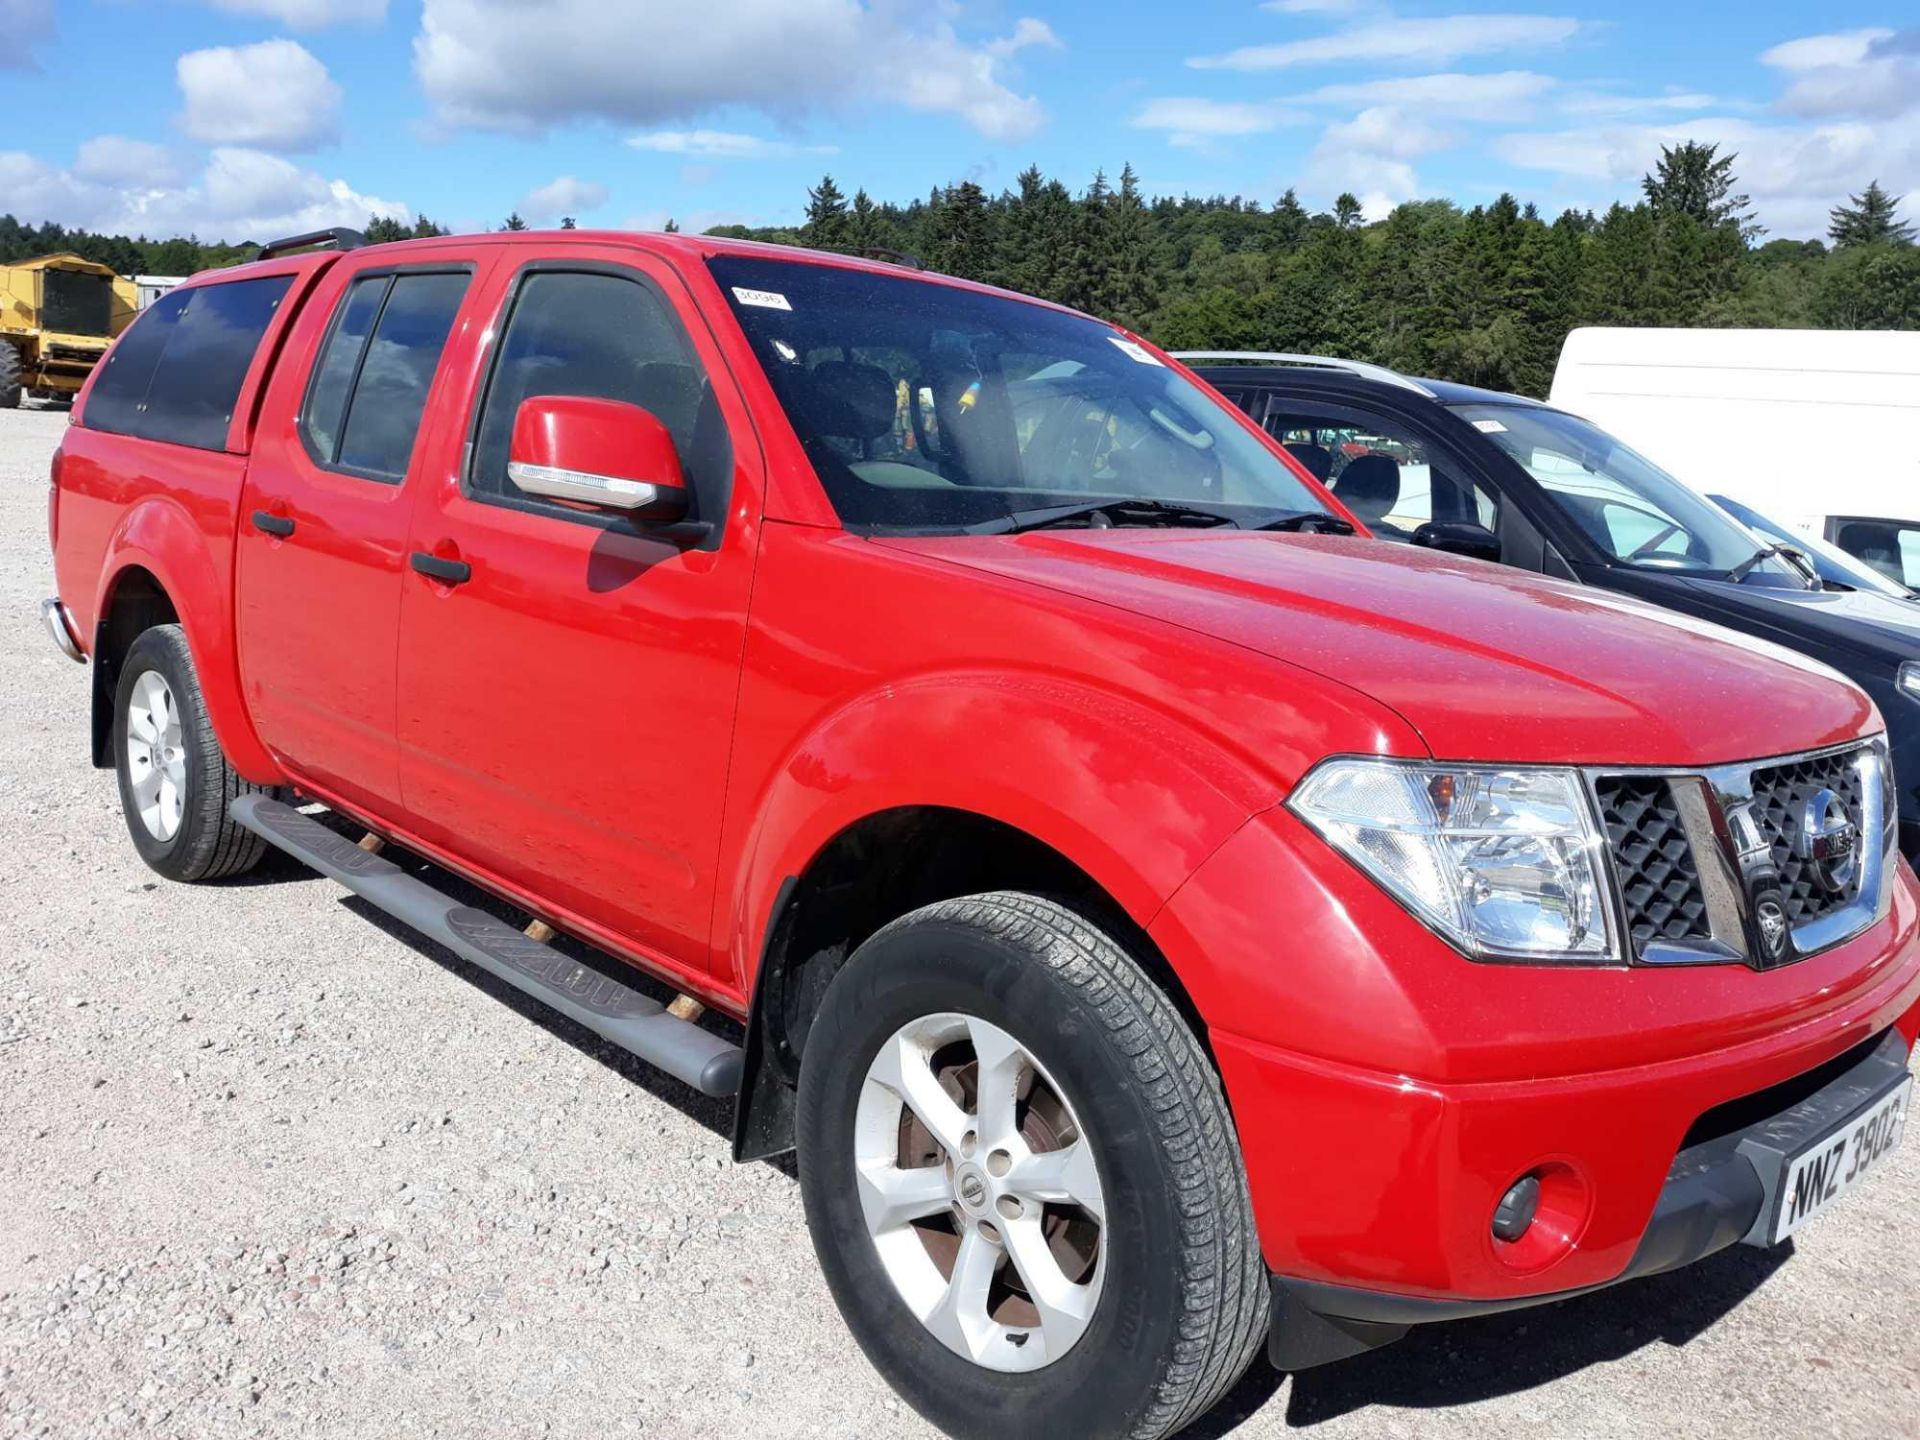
[
  {"left": 968, "top": 499, "right": 1357, "bottom": 537},
  {"left": 967, "top": 498, "right": 1244, "bottom": 535},
  {"left": 1726, "top": 545, "right": 1780, "bottom": 583}
]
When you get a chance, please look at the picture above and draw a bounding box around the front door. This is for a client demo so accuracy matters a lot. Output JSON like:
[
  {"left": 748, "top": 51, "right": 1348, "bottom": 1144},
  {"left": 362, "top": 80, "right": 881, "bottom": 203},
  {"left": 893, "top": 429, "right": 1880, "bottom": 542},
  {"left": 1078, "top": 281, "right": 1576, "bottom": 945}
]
[
  {"left": 237, "top": 248, "right": 484, "bottom": 814},
  {"left": 395, "top": 248, "right": 762, "bottom": 975}
]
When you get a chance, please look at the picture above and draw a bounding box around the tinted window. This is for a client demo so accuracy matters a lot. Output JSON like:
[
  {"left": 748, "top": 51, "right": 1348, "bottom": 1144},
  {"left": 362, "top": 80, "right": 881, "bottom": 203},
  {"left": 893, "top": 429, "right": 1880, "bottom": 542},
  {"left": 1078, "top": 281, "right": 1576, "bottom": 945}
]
[
  {"left": 469, "top": 270, "right": 729, "bottom": 522},
  {"left": 335, "top": 273, "right": 469, "bottom": 480},
  {"left": 86, "top": 276, "right": 291, "bottom": 450},
  {"left": 300, "top": 270, "right": 468, "bottom": 482},
  {"left": 301, "top": 275, "right": 386, "bottom": 464}
]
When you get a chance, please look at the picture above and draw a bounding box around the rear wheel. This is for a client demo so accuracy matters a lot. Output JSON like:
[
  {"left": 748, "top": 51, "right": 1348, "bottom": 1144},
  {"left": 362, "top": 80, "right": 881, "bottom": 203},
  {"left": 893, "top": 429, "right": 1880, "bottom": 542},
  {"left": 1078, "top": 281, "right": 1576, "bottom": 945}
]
[
  {"left": 113, "top": 625, "right": 269, "bottom": 882},
  {"left": 0, "top": 343, "right": 22, "bottom": 409},
  {"left": 797, "top": 892, "right": 1268, "bottom": 1440}
]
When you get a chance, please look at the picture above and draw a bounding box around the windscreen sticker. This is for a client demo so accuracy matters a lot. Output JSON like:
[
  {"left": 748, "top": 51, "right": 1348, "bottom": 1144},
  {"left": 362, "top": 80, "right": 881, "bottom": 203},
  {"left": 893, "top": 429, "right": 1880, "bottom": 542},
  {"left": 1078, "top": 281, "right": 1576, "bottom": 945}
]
[
  {"left": 1108, "top": 337, "right": 1164, "bottom": 366},
  {"left": 1471, "top": 418, "right": 1508, "bottom": 433},
  {"left": 732, "top": 286, "right": 793, "bottom": 311}
]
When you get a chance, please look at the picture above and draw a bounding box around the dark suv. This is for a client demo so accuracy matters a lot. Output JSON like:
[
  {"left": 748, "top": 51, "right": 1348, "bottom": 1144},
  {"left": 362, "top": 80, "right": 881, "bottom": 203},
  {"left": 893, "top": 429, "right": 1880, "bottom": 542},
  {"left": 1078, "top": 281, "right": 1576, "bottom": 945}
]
[{"left": 1185, "top": 353, "right": 1920, "bottom": 859}]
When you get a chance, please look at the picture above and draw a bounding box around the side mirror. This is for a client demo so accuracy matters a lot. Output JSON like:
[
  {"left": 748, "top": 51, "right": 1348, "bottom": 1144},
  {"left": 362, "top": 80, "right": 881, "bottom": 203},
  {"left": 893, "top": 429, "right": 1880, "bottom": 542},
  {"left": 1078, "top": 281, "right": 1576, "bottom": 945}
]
[
  {"left": 507, "top": 395, "right": 689, "bottom": 521},
  {"left": 1413, "top": 520, "right": 1501, "bottom": 564}
]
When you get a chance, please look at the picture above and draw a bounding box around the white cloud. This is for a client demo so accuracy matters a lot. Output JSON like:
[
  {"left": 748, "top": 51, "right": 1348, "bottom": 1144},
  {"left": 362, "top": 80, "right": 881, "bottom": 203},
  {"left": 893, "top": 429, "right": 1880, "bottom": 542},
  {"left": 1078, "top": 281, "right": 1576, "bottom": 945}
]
[
  {"left": 413, "top": 0, "right": 1056, "bottom": 140},
  {"left": 986, "top": 18, "right": 1062, "bottom": 59},
  {"left": 74, "top": 135, "right": 187, "bottom": 188},
  {"left": 0, "top": 145, "right": 406, "bottom": 242},
  {"left": 1192, "top": 14, "right": 1582, "bottom": 71},
  {"left": 1492, "top": 26, "right": 1920, "bottom": 237},
  {"left": 0, "top": 0, "right": 52, "bottom": 69},
  {"left": 1293, "top": 70, "right": 1555, "bottom": 112},
  {"left": 177, "top": 40, "right": 342, "bottom": 152},
  {"left": 1306, "top": 105, "right": 1459, "bottom": 216},
  {"left": 627, "top": 129, "right": 837, "bottom": 159},
  {"left": 1494, "top": 114, "right": 1920, "bottom": 238},
  {"left": 1763, "top": 27, "right": 1918, "bottom": 120},
  {"left": 203, "top": 0, "right": 387, "bottom": 25},
  {"left": 1132, "top": 98, "right": 1310, "bottom": 147},
  {"left": 1558, "top": 89, "right": 1721, "bottom": 119},
  {"left": 520, "top": 175, "right": 608, "bottom": 223}
]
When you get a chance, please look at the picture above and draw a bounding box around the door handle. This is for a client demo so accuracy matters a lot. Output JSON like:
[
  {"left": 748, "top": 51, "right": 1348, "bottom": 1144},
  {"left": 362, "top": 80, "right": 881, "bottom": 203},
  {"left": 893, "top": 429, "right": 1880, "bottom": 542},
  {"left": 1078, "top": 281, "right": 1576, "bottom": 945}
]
[
  {"left": 252, "top": 510, "right": 295, "bottom": 537},
  {"left": 410, "top": 551, "right": 472, "bottom": 585}
]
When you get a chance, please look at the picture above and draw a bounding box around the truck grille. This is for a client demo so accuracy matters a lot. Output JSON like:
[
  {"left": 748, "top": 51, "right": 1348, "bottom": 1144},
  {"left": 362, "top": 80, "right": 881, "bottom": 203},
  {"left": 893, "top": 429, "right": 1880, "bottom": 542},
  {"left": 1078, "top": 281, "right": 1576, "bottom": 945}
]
[
  {"left": 1593, "top": 775, "right": 1711, "bottom": 951},
  {"left": 1748, "top": 750, "right": 1867, "bottom": 924},
  {"left": 1591, "top": 740, "right": 1882, "bottom": 965}
]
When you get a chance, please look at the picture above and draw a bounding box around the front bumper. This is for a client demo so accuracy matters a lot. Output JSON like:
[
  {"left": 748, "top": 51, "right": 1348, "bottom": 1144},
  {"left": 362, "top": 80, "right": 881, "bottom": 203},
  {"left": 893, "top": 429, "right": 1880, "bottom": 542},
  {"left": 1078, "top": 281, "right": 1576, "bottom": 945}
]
[{"left": 1266, "top": 1025, "right": 1917, "bottom": 1368}]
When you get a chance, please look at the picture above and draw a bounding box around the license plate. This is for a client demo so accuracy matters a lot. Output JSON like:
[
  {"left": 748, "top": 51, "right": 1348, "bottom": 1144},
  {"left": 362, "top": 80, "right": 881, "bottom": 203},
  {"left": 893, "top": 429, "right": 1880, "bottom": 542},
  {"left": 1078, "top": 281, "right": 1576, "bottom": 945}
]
[{"left": 1771, "top": 1073, "right": 1911, "bottom": 1244}]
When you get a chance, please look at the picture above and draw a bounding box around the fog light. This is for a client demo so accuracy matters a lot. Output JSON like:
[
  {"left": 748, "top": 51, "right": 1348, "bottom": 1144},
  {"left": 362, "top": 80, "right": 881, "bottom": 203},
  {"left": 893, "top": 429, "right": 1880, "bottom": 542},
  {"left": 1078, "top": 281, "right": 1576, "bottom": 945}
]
[{"left": 1492, "top": 1174, "right": 1542, "bottom": 1242}]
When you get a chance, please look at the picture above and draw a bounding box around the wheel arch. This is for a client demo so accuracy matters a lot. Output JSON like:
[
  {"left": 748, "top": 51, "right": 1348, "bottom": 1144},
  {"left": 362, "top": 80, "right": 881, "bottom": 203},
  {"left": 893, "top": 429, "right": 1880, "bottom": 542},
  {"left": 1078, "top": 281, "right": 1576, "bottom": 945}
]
[
  {"left": 732, "top": 803, "right": 1217, "bottom": 1163},
  {"left": 89, "top": 500, "right": 281, "bottom": 782}
]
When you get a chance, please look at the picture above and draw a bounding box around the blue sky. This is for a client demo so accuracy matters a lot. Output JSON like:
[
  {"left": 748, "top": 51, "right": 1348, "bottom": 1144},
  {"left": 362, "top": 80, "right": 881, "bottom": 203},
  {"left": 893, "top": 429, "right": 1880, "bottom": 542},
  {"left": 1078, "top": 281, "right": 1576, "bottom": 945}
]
[{"left": 2, "top": 1, "right": 1915, "bottom": 245}]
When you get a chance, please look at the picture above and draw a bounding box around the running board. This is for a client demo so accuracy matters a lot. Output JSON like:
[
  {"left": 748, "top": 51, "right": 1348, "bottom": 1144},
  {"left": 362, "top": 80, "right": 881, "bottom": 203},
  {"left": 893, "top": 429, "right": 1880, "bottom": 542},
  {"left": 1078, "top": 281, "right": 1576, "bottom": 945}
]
[{"left": 230, "top": 796, "right": 742, "bottom": 1098}]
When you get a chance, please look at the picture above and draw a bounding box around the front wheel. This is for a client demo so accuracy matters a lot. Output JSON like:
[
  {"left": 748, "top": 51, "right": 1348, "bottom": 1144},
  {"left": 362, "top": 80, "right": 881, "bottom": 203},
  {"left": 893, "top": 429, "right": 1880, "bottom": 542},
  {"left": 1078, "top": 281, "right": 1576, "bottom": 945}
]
[
  {"left": 796, "top": 893, "right": 1269, "bottom": 1440},
  {"left": 113, "top": 625, "right": 269, "bottom": 882}
]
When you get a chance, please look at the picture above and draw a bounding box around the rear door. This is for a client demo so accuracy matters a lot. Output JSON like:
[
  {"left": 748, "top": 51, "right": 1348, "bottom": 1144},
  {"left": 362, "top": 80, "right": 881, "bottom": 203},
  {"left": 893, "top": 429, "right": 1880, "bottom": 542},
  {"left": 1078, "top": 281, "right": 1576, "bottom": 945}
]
[
  {"left": 237, "top": 245, "right": 489, "bottom": 814},
  {"left": 394, "top": 244, "right": 763, "bottom": 974}
]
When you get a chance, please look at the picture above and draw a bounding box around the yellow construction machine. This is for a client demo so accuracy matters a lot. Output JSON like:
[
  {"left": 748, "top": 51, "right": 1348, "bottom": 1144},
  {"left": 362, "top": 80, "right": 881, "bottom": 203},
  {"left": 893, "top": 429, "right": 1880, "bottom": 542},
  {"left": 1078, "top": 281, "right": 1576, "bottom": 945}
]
[{"left": 0, "top": 254, "right": 139, "bottom": 408}]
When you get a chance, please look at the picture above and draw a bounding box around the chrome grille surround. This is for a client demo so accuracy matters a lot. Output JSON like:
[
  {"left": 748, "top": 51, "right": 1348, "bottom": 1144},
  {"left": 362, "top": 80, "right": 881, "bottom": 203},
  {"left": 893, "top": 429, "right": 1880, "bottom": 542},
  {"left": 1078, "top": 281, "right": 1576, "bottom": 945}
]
[{"left": 1584, "top": 737, "right": 1893, "bottom": 969}]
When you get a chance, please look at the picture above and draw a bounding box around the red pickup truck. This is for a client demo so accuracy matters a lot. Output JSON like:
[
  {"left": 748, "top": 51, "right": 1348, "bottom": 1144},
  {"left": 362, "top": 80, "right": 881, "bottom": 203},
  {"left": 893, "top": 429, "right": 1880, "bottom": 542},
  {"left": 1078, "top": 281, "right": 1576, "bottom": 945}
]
[{"left": 43, "top": 228, "right": 1920, "bottom": 1440}]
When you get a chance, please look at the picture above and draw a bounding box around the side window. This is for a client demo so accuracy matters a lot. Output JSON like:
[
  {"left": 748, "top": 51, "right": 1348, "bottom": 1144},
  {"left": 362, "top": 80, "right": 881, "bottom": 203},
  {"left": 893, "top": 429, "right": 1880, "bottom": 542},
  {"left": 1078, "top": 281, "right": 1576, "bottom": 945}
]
[
  {"left": 1830, "top": 517, "right": 1920, "bottom": 588},
  {"left": 468, "top": 269, "right": 730, "bottom": 522},
  {"left": 86, "top": 276, "right": 292, "bottom": 450},
  {"left": 1262, "top": 404, "right": 1497, "bottom": 539},
  {"left": 300, "top": 270, "right": 469, "bottom": 483}
]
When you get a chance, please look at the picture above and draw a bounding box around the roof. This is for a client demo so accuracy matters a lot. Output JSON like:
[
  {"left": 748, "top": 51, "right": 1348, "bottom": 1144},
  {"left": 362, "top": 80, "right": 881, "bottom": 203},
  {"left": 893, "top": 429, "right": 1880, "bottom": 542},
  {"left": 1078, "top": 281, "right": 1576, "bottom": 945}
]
[
  {"left": 204, "top": 227, "right": 1096, "bottom": 324},
  {"left": 1189, "top": 361, "right": 1547, "bottom": 411},
  {"left": 3, "top": 253, "right": 118, "bottom": 278}
]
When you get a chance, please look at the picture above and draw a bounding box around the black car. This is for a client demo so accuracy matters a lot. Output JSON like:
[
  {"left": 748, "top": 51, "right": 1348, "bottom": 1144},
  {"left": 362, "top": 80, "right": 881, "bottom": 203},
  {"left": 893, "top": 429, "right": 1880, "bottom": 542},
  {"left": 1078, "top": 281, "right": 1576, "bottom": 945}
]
[{"left": 1184, "top": 352, "right": 1920, "bottom": 858}]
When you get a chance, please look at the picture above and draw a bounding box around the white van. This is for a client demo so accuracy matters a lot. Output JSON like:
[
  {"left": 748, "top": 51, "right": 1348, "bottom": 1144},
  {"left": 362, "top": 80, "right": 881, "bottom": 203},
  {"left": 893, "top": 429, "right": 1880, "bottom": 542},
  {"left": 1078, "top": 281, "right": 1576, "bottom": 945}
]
[{"left": 1549, "top": 327, "right": 1920, "bottom": 582}]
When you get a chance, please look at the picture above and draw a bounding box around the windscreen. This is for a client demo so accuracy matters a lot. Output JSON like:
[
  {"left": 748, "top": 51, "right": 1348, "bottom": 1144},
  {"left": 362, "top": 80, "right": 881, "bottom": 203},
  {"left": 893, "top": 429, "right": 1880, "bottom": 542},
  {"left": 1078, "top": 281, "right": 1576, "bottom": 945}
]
[
  {"left": 708, "top": 255, "right": 1327, "bottom": 532},
  {"left": 1456, "top": 403, "right": 1795, "bottom": 580}
]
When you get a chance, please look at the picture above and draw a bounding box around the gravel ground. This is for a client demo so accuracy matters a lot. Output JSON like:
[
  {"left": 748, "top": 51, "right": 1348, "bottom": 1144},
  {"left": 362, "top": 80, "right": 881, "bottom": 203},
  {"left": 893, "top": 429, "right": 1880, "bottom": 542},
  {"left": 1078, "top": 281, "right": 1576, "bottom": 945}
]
[{"left": 2, "top": 403, "right": 1915, "bottom": 1440}]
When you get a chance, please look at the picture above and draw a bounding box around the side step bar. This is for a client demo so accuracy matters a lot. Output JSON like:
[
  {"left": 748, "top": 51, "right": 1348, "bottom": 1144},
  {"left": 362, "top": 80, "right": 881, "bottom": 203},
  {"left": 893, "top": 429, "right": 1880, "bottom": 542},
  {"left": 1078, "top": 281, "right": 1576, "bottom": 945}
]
[{"left": 231, "top": 796, "right": 742, "bottom": 1098}]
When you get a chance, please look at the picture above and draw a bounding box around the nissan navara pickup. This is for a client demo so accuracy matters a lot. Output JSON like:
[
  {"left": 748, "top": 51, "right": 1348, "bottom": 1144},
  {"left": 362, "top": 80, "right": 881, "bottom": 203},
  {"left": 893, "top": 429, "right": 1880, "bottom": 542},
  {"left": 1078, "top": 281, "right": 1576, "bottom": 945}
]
[{"left": 42, "top": 228, "right": 1920, "bottom": 1440}]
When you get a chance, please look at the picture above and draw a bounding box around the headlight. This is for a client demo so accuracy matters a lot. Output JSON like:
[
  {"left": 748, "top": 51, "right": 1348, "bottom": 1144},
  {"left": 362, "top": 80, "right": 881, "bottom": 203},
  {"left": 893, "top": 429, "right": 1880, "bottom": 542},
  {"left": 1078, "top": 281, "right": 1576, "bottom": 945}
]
[
  {"left": 1289, "top": 758, "right": 1620, "bottom": 963},
  {"left": 1898, "top": 662, "right": 1920, "bottom": 702}
]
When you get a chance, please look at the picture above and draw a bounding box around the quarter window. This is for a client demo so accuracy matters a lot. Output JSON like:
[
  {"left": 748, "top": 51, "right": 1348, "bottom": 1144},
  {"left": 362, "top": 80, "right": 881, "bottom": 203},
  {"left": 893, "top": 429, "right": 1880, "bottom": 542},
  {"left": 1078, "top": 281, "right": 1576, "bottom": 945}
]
[
  {"left": 300, "top": 270, "right": 469, "bottom": 482},
  {"left": 86, "top": 276, "right": 292, "bottom": 451},
  {"left": 468, "top": 269, "right": 729, "bottom": 523}
]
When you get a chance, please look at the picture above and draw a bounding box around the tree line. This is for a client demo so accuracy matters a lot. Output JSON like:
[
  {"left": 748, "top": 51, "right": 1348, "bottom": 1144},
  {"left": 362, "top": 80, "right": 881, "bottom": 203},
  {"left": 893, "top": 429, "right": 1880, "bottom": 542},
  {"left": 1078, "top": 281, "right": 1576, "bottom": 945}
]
[
  {"left": 711, "top": 143, "right": 1916, "bottom": 397},
  {"left": 2, "top": 142, "right": 1911, "bottom": 399}
]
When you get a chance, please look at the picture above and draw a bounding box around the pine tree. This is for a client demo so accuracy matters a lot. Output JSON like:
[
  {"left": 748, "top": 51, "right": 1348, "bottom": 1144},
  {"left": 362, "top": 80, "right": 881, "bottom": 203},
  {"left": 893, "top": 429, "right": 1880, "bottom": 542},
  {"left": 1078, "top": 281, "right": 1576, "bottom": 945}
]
[
  {"left": 804, "top": 174, "right": 850, "bottom": 247},
  {"left": 1642, "top": 142, "right": 1760, "bottom": 240},
  {"left": 364, "top": 215, "right": 410, "bottom": 244},
  {"left": 500, "top": 212, "right": 529, "bottom": 231},
  {"left": 663, "top": 218, "right": 679, "bottom": 234},
  {"left": 1102, "top": 163, "right": 1156, "bottom": 327},
  {"left": 1269, "top": 188, "right": 1309, "bottom": 253},
  {"left": 847, "top": 189, "right": 879, "bottom": 252},
  {"left": 926, "top": 181, "right": 990, "bottom": 280},
  {"left": 1333, "top": 193, "right": 1364, "bottom": 230},
  {"left": 559, "top": 216, "right": 577, "bottom": 230},
  {"left": 1829, "top": 182, "right": 1915, "bottom": 249}
]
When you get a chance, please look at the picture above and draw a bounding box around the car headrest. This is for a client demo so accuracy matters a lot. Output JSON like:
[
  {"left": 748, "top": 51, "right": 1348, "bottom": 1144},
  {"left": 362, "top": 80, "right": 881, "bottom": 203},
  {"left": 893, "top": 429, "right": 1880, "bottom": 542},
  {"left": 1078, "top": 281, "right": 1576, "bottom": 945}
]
[
  {"left": 1332, "top": 452, "right": 1401, "bottom": 523},
  {"left": 804, "top": 361, "right": 898, "bottom": 442},
  {"left": 1836, "top": 520, "right": 1902, "bottom": 565},
  {"left": 1285, "top": 442, "right": 1333, "bottom": 482}
]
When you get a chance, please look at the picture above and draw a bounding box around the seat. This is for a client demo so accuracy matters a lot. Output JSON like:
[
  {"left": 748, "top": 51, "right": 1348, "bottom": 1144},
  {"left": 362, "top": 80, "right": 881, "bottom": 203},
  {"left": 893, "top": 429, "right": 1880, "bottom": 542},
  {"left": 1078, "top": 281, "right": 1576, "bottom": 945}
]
[
  {"left": 1285, "top": 442, "right": 1333, "bottom": 482},
  {"left": 803, "top": 361, "right": 900, "bottom": 454},
  {"left": 1332, "top": 453, "right": 1404, "bottom": 531},
  {"left": 1834, "top": 521, "right": 1907, "bottom": 583}
]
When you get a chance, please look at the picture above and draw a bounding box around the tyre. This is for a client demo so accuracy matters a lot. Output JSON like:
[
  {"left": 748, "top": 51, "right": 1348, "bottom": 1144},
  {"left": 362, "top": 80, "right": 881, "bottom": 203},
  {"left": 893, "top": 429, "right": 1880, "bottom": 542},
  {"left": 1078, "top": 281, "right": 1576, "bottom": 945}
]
[
  {"left": 796, "top": 892, "right": 1269, "bottom": 1440},
  {"left": 0, "top": 343, "right": 21, "bottom": 410},
  {"left": 112, "top": 625, "right": 269, "bottom": 882}
]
